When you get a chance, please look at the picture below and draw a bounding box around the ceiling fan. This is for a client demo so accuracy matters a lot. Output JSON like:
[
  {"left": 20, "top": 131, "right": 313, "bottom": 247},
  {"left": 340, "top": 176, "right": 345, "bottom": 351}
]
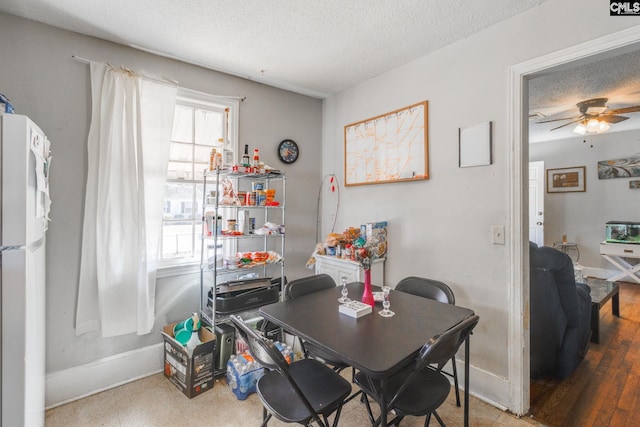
[{"left": 536, "top": 97, "right": 640, "bottom": 133}]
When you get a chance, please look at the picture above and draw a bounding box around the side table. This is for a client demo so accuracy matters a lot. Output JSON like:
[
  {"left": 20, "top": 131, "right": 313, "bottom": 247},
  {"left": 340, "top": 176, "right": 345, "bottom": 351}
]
[
  {"left": 553, "top": 242, "right": 580, "bottom": 262},
  {"left": 600, "top": 242, "right": 640, "bottom": 284},
  {"left": 583, "top": 277, "right": 620, "bottom": 344}
]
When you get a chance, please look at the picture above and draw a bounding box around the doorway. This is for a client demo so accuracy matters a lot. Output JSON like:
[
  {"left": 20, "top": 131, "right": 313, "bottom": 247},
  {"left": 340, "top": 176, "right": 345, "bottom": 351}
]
[
  {"left": 507, "top": 26, "right": 640, "bottom": 416},
  {"left": 528, "top": 161, "right": 544, "bottom": 246}
]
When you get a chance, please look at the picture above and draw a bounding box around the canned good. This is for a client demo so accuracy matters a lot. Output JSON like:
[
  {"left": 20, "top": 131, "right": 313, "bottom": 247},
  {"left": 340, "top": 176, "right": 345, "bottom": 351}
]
[
  {"left": 249, "top": 192, "right": 257, "bottom": 206},
  {"left": 227, "top": 219, "right": 237, "bottom": 231},
  {"left": 236, "top": 191, "right": 247, "bottom": 205},
  {"left": 251, "top": 181, "right": 265, "bottom": 192}
]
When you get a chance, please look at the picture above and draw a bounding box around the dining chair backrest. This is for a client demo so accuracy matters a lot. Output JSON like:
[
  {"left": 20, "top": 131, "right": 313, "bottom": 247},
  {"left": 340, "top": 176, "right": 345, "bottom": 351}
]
[
  {"left": 229, "top": 315, "right": 324, "bottom": 425},
  {"left": 395, "top": 276, "right": 455, "bottom": 305},
  {"left": 388, "top": 314, "right": 480, "bottom": 409},
  {"left": 230, "top": 315, "right": 281, "bottom": 371},
  {"left": 396, "top": 276, "right": 457, "bottom": 366},
  {"left": 285, "top": 273, "right": 336, "bottom": 300}
]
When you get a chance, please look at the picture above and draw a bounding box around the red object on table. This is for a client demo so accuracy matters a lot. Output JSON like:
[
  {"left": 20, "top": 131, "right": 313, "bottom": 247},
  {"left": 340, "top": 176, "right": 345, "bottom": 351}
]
[{"left": 361, "top": 269, "right": 375, "bottom": 306}]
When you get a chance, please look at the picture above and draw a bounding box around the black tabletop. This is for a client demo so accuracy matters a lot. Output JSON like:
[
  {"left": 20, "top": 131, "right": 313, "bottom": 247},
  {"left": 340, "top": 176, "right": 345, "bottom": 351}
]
[{"left": 259, "top": 282, "right": 475, "bottom": 378}]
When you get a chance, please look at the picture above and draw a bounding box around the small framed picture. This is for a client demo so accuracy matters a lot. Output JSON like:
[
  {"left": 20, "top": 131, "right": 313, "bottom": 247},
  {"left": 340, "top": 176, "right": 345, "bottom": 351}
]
[
  {"left": 630, "top": 180, "right": 640, "bottom": 189},
  {"left": 546, "top": 166, "right": 586, "bottom": 193},
  {"left": 459, "top": 121, "right": 492, "bottom": 168}
]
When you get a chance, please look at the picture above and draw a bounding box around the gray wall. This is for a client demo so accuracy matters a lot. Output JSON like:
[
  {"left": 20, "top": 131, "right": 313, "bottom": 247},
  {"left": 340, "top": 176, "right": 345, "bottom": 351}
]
[
  {"left": 322, "top": 0, "right": 639, "bottom": 409},
  {"left": 0, "top": 12, "right": 322, "bottom": 373},
  {"left": 530, "top": 129, "right": 640, "bottom": 268}
]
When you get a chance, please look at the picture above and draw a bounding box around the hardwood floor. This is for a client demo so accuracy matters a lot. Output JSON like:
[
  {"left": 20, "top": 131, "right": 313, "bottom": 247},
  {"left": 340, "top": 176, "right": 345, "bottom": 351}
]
[{"left": 530, "top": 281, "right": 640, "bottom": 427}]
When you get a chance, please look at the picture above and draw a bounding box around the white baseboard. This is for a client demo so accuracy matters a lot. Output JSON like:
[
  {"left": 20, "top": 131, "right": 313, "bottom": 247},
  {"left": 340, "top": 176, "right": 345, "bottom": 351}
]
[
  {"left": 454, "top": 359, "right": 511, "bottom": 412},
  {"left": 45, "top": 343, "right": 164, "bottom": 409},
  {"left": 45, "top": 342, "right": 513, "bottom": 413}
]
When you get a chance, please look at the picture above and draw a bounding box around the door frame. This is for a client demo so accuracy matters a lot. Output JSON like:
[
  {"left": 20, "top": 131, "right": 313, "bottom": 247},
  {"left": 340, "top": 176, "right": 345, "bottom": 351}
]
[
  {"left": 507, "top": 26, "right": 640, "bottom": 415},
  {"left": 528, "top": 160, "right": 544, "bottom": 247}
]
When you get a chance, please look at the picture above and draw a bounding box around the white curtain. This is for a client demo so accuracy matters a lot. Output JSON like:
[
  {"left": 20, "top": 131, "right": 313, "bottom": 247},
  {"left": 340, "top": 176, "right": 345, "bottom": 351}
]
[{"left": 76, "top": 63, "right": 177, "bottom": 337}]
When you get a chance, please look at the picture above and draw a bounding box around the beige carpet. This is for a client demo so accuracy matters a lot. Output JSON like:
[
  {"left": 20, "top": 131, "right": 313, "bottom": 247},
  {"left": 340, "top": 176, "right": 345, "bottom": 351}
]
[{"left": 46, "top": 372, "right": 547, "bottom": 426}]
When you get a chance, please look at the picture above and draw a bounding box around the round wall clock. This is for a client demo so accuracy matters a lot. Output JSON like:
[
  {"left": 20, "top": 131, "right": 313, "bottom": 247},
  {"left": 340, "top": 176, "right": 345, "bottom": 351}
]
[{"left": 278, "top": 139, "right": 299, "bottom": 164}]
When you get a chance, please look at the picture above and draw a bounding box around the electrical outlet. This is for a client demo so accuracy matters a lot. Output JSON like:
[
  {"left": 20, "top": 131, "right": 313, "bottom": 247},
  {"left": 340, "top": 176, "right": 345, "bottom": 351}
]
[{"left": 492, "top": 226, "right": 505, "bottom": 245}]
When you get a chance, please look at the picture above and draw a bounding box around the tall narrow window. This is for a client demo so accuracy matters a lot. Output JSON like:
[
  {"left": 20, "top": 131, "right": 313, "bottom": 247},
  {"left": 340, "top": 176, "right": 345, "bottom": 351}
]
[{"left": 161, "top": 93, "right": 237, "bottom": 266}]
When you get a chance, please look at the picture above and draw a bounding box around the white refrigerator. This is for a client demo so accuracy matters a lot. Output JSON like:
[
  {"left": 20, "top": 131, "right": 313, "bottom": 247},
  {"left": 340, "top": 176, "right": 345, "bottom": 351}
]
[{"left": 1, "top": 114, "right": 51, "bottom": 427}]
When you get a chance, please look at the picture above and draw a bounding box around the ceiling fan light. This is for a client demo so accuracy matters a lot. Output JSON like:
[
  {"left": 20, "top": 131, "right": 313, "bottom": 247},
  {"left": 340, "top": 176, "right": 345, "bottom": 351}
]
[
  {"left": 573, "top": 123, "right": 587, "bottom": 135},
  {"left": 586, "top": 106, "right": 607, "bottom": 115},
  {"left": 598, "top": 120, "right": 611, "bottom": 133},
  {"left": 586, "top": 118, "right": 600, "bottom": 133}
]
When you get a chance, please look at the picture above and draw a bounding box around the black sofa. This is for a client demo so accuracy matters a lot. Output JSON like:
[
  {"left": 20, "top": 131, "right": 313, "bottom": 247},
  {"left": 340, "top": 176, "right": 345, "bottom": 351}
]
[{"left": 529, "top": 242, "right": 592, "bottom": 379}]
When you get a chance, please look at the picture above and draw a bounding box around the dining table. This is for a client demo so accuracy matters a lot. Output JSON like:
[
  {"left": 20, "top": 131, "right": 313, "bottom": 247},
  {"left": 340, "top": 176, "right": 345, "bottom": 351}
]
[{"left": 259, "top": 281, "right": 476, "bottom": 427}]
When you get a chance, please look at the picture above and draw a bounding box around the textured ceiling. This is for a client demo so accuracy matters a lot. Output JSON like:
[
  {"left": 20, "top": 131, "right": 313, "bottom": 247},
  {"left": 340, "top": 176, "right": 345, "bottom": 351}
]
[
  {"left": 3, "top": 0, "right": 639, "bottom": 143},
  {"left": 0, "top": 0, "right": 546, "bottom": 97},
  {"left": 529, "top": 48, "right": 640, "bottom": 143}
]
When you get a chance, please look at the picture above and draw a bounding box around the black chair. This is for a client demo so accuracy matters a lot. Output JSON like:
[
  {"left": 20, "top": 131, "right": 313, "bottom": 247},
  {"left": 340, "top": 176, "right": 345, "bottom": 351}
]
[
  {"left": 230, "top": 315, "right": 352, "bottom": 427},
  {"left": 285, "top": 274, "right": 351, "bottom": 374},
  {"left": 354, "top": 314, "right": 480, "bottom": 427},
  {"left": 395, "top": 276, "right": 461, "bottom": 407},
  {"left": 529, "top": 242, "right": 591, "bottom": 379}
]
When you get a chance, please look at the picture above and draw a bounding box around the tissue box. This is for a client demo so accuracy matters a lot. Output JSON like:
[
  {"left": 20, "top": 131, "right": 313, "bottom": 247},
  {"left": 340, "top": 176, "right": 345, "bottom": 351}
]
[{"left": 339, "top": 301, "right": 373, "bottom": 318}]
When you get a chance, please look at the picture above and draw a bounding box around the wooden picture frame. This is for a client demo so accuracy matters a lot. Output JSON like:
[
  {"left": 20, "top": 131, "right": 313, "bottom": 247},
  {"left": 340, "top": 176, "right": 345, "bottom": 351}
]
[
  {"left": 459, "top": 121, "right": 492, "bottom": 167},
  {"left": 546, "top": 166, "right": 586, "bottom": 193},
  {"left": 344, "top": 101, "right": 428, "bottom": 186}
]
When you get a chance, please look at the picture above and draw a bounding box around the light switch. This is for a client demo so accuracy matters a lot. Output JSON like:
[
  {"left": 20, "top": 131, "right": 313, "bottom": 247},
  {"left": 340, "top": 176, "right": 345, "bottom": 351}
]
[{"left": 492, "top": 226, "right": 505, "bottom": 245}]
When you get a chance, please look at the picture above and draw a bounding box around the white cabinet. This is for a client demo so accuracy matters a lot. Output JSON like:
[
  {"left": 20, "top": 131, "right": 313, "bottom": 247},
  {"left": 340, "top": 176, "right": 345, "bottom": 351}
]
[{"left": 314, "top": 255, "right": 385, "bottom": 286}]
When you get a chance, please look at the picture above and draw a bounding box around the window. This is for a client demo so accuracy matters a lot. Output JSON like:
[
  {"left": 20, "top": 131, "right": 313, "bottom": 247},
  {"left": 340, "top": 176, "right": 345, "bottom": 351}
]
[{"left": 160, "top": 90, "right": 238, "bottom": 267}]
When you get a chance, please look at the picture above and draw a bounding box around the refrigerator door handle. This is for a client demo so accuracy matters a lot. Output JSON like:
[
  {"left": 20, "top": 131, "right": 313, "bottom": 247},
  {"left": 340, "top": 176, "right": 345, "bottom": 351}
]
[
  {"left": 1, "top": 245, "right": 25, "bottom": 252},
  {"left": 0, "top": 237, "right": 45, "bottom": 253}
]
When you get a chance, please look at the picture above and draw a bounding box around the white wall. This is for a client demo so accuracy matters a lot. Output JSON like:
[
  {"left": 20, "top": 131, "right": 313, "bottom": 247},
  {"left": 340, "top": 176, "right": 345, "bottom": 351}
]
[
  {"left": 0, "top": 12, "right": 323, "bottom": 404},
  {"left": 323, "top": 0, "right": 640, "bottom": 410},
  {"left": 530, "top": 129, "right": 640, "bottom": 269}
]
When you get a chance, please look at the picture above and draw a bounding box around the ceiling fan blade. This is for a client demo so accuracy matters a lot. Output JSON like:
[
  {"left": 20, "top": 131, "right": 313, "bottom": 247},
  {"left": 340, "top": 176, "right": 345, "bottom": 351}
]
[
  {"left": 605, "top": 105, "right": 640, "bottom": 115},
  {"left": 536, "top": 115, "right": 583, "bottom": 124},
  {"left": 600, "top": 115, "right": 629, "bottom": 124},
  {"left": 550, "top": 117, "right": 584, "bottom": 131}
]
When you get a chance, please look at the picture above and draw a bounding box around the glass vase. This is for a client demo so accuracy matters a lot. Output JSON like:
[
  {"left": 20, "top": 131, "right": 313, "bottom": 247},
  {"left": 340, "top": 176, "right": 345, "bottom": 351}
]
[{"left": 361, "top": 268, "right": 375, "bottom": 307}]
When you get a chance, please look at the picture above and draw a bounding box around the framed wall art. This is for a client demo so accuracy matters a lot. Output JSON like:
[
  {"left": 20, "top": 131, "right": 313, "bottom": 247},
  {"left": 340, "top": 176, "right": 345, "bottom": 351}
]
[
  {"left": 546, "top": 166, "right": 586, "bottom": 193},
  {"left": 344, "top": 101, "right": 428, "bottom": 186},
  {"left": 597, "top": 156, "right": 640, "bottom": 179},
  {"left": 459, "top": 121, "right": 492, "bottom": 167}
]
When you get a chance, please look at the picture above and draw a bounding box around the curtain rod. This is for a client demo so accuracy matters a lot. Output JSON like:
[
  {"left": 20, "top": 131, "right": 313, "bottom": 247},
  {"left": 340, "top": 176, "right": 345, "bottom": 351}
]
[
  {"left": 72, "top": 55, "right": 179, "bottom": 87},
  {"left": 71, "top": 55, "right": 246, "bottom": 101}
]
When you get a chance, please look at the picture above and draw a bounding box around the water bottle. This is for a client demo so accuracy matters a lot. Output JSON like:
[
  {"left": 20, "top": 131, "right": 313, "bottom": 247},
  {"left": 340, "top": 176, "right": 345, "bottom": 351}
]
[
  {"left": 226, "top": 361, "right": 237, "bottom": 390},
  {"left": 185, "top": 313, "right": 201, "bottom": 355}
]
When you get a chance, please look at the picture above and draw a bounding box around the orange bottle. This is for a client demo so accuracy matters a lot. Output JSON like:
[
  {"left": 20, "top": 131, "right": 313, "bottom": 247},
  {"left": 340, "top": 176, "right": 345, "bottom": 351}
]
[{"left": 252, "top": 148, "right": 260, "bottom": 170}]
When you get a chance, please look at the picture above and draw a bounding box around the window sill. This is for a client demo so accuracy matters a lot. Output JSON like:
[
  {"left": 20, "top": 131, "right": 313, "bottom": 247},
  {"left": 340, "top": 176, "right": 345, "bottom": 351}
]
[{"left": 156, "top": 262, "right": 201, "bottom": 279}]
